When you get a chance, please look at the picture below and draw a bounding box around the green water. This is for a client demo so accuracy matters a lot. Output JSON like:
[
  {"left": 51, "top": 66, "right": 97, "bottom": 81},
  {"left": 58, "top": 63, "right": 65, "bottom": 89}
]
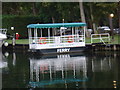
[{"left": 1, "top": 50, "right": 120, "bottom": 89}]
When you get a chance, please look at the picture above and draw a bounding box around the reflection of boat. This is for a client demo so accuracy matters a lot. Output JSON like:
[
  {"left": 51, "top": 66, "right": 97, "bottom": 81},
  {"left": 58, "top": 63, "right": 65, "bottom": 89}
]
[
  {"left": 29, "top": 52, "right": 114, "bottom": 88},
  {"left": 0, "top": 60, "right": 7, "bottom": 69},
  {"left": 29, "top": 54, "right": 88, "bottom": 88},
  {"left": 0, "top": 48, "right": 8, "bottom": 69},
  {"left": 91, "top": 55, "right": 112, "bottom": 72},
  {"left": 0, "top": 29, "right": 7, "bottom": 47}
]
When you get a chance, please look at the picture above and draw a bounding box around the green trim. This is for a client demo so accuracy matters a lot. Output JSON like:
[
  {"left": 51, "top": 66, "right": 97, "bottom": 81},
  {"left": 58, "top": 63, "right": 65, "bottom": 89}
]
[{"left": 27, "top": 22, "right": 86, "bottom": 28}]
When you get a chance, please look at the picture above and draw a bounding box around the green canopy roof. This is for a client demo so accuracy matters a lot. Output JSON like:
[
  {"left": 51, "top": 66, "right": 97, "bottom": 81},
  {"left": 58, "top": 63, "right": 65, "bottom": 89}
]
[{"left": 27, "top": 22, "right": 86, "bottom": 28}]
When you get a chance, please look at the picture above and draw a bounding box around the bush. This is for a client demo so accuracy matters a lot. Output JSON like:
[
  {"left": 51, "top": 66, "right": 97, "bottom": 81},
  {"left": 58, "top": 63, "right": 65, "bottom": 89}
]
[{"left": 2, "top": 15, "right": 43, "bottom": 39}]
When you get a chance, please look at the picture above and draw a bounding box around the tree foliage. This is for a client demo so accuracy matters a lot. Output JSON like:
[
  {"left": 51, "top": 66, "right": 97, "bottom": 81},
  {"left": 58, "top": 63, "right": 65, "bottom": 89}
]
[{"left": 2, "top": 2, "right": 119, "bottom": 38}]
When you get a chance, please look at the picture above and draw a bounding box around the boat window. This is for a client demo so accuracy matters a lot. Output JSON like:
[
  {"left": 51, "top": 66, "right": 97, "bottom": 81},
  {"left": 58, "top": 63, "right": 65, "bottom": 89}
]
[
  {"left": 64, "top": 27, "right": 72, "bottom": 35},
  {"left": 29, "top": 26, "right": 84, "bottom": 38},
  {"left": 78, "top": 27, "right": 84, "bottom": 35},
  {"left": 31, "top": 28, "right": 35, "bottom": 37},
  {"left": 37, "top": 28, "right": 42, "bottom": 37}
]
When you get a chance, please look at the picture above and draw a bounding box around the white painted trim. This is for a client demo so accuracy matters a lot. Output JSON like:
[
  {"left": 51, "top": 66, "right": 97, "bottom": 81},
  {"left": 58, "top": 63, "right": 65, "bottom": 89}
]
[{"left": 30, "top": 42, "right": 85, "bottom": 49}]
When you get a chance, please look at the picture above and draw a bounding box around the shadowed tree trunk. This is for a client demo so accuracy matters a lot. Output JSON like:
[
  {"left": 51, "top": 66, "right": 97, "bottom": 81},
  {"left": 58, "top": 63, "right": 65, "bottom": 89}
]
[
  {"left": 0, "top": 1, "right": 1, "bottom": 28},
  {"left": 52, "top": 17, "right": 55, "bottom": 23},
  {"left": 79, "top": 1, "right": 89, "bottom": 37},
  {"left": 32, "top": 2, "right": 37, "bottom": 16},
  {"left": 52, "top": 17, "right": 56, "bottom": 36},
  {"left": 118, "top": 1, "right": 120, "bottom": 28},
  {"left": 0, "top": 1, "right": 1, "bottom": 15},
  {"left": 90, "top": 3, "right": 97, "bottom": 34}
]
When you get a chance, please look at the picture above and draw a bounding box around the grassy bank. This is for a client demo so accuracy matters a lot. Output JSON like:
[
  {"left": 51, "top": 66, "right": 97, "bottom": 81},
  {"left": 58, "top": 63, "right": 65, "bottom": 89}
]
[
  {"left": 5, "top": 35, "right": 120, "bottom": 45},
  {"left": 5, "top": 39, "right": 29, "bottom": 44}
]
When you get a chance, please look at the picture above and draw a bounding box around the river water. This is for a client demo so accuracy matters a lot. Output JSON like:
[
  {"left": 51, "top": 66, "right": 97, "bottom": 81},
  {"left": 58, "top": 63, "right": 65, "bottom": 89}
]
[{"left": 1, "top": 49, "right": 120, "bottom": 89}]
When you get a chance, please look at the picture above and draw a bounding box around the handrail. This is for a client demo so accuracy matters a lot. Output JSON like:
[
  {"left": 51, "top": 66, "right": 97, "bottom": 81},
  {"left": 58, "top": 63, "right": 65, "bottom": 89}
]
[
  {"left": 29, "top": 35, "right": 85, "bottom": 44},
  {"left": 91, "top": 33, "right": 110, "bottom": 44},
  {"left": 0, "top": 29, "right": 7, "bottom": 34}
]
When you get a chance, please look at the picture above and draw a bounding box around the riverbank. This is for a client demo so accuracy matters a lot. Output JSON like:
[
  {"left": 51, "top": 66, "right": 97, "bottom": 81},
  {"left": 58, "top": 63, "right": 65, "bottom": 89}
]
[
  {"left": 2, "top": 35, "right": 120, "bottom": 52},
  {"left": 2, "top": 43, "right": 120, "bottom": 53},
  {"left": 5, "top": 35, "right": 120, "bottom": 44}
]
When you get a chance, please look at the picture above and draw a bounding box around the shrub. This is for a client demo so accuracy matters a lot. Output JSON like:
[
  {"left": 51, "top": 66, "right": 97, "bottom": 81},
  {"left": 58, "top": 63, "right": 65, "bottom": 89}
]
[{"left": 2, "top": 15, "right": 43, "bottom": 39}]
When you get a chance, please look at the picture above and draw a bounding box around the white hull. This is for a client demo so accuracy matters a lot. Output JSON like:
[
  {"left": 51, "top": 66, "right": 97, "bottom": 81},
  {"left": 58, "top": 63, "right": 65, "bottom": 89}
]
[
  {"left": 0, "top": 33, "right": 7, "bottom": 47},
  {"left": 30, "top": 42, "right": 85, "bottom": 50}
]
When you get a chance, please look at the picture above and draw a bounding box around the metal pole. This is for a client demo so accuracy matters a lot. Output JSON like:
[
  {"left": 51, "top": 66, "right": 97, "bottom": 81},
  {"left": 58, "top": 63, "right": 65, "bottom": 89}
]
[
  {"left": 34, "top": 28, "right": 37, "bottom": 43},
  {"left": 41, "top": 29, "right": 42, "bottom": 37},
  {"left": 28, "top": 28, "right": 31, "bottom": 44},
  {"left": 11, "top": 27, "right": 16, "bottom": 47},
  {"left": 62, "top": 19, "right": 64, "bottom": 23},
  {"left": 48, "top": 28, "right": 50, "bottom": 43},
  {"left": 111, "top": 18, "right": 113, "bottom": 40},
  {"left": 109, "top": 14, "right": 114, "bottom": 40},
  {"left": 12, "top": 34, "right": 15, "bottom": 46},
  {"left": 72, "top": 27, "right": 74, "bottom": 35},
  {"left": 84, "top": 26, "right": 86, "bottom": 43}
]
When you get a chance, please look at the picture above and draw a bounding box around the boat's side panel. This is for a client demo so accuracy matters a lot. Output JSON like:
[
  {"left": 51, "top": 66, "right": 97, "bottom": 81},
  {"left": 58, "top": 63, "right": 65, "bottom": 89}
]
[
  {"left": 30, "top": 46, "right": 86, "bottom": 54},
  {"left": 29, "top": 42, "right": 85, "bottom": 50}
]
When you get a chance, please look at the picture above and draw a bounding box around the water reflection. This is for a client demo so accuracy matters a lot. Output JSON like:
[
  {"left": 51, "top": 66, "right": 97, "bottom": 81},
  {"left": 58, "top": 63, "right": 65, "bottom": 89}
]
[
  {"left": 0, "top": 48, "right": 8, "bottom": 70},
  {"left": 28, "top": 51, "right": 118, "bottom": 88},
  {"left": 1, "top": 50, "right": 119, "bottom": 88},
  {"left": 2, "top": 50, "right": 29, "bottom": 88},
  {"left": 12, "top": 52, "right": 16, "bottom": 66},
  {"left": 29, "top": 54, "right": 88, "bottom": 88},
  {"left": 92, "top": 56, "right": 112, "bottom": 72}
]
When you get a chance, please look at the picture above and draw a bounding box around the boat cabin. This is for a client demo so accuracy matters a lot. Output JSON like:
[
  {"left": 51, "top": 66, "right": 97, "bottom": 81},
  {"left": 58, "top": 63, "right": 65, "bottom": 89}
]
[{"left": 27, "top": 22, "right": 86, "bottom": 54}]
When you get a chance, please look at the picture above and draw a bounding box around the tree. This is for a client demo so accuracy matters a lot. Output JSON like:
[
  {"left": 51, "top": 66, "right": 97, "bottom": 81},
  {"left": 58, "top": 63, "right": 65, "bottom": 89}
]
[
  {"left": 2, "top": 2, "right": 118, "bottom": 29},
  {"left": 89, "top": 3, "right": 97, "bottom": 34},
  {"left": 79, "top": 1, "right": 89, "bottom": 37},
  {"left": 118, "top": 1, "right": 120, "bottom": 44},
  {"left": 32, "top": 2, "right": 37, "bottom": 16}
]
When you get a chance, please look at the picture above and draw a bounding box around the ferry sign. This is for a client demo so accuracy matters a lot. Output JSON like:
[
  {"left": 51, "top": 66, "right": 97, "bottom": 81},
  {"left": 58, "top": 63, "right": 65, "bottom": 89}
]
[{"left": 57, "top": 48, "right": 70, "bottom": 53}]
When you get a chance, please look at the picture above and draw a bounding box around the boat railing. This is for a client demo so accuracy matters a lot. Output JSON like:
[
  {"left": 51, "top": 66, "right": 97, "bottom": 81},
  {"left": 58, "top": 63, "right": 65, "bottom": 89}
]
[
  {"left": 29, "top": 34, "right": 84, "bottom": 44},
  {"left": 0, "top": 29, "right": 7, "bottom": 34}
]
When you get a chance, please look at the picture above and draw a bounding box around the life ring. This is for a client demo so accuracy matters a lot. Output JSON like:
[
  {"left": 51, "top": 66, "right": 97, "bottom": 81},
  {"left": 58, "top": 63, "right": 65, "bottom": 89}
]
[
  {"left": 39, "top": 37, "right": 46, "bottom": 44},
  {"left": 68, "top": 36, "right": 74, "bottom": 43}
]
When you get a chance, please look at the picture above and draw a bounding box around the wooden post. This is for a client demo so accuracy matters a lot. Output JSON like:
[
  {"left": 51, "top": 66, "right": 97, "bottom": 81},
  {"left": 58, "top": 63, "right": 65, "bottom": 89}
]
[{"left": 12, "top": 37, "right": 15, "bottom": 47}]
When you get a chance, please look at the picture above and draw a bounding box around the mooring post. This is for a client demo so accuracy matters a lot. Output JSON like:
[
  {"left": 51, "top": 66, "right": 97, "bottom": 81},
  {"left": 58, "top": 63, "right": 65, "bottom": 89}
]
[
  {"left": 113, "top": 45, "right": 116, "bottom": 51},
  {"left": 12, "top": 36, "right": 15, "bottom": 46},
  {"left": 92, "top": 44, "right": 96, "bottom": 51},
  {"left": 11, "top": 27, "right": 16, "bottom": 48}
]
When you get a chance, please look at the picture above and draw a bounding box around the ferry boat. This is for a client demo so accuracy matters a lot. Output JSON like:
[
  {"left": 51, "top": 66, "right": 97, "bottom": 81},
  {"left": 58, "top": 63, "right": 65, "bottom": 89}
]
[
  {"left": 27, "top": 22, "right": 86, "bottom": 54},
  {"left": 0, "top": 29, "right": 7, "bottom": 47},
  {"left": 0, "top": 29, "right": 8, "bottom": 69}
]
